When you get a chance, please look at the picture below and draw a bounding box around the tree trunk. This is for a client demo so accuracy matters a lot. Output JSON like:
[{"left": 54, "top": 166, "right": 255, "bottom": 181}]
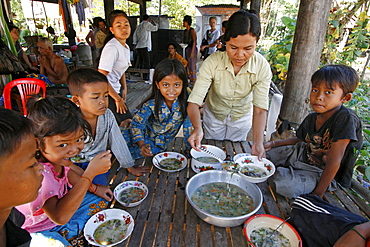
[{"left": 278, "top": 0, "right": 332, "bottom": 135}]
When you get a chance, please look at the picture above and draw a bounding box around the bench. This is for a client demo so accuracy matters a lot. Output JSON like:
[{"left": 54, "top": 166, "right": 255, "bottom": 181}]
[
  {"left": 103, "top": 138, "right": 370, "bottom": 246},
  {"left": 126, "top": 68, "right": 150, "bottom": 81}
]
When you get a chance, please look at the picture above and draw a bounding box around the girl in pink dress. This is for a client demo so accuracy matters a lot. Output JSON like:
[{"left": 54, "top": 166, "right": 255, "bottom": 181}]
[{"left": 17, "top": 97, "right": 112, "bottom": 246}]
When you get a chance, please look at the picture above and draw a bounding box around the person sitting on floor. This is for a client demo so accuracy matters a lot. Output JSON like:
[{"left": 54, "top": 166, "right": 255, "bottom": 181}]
[
  {"left": 68, "top": 68, "right": 150, "bottom": 177},
  {"left": 0, "top": 109, "right": 44, "bottom": 247},
  {"left": 8, "top": 23, "right": 38, "bottom": 72},
  {"left": 16, "top": 97, "right": 111, "bottom": 246},
  {"left": 264, "top": 64, "right": 363, "bottom": 199},
  {"left": 37, "top": 37, "right": 68, "bottom": 85},
  {"left": 121, "top": 59, "right": 193, "bottom": 159},
  {"left": 167, "top": 42, "right": 188, "bottom": 68}
]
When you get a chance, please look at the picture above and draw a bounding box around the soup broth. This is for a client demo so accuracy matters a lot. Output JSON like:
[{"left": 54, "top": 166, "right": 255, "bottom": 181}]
[
  {"left": 190, "top": 182, "right": 254, "bottom": 217},
  {"left": 93, "top": 219, "right": 127, "bottom": 245},
  {"left": 159, "top": 158, "right": 182, "bottom": 170},
  {"left": 119, "top": 187, "right": 146, "bottom": 205},
  {"left": 240, "top": 165, "right": 268, "bottom": 177},
  {"left": 195, "top": 156, "right": 219, "bottom": 163},
  {"left": 250, "top": 227, "right": 291, "bottom": 247}
]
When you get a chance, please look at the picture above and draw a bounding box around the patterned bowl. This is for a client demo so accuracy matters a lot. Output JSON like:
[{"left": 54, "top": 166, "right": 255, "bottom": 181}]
[
  {"left": 114, "top": 181, "right": 148, "bottom": 207},
  {"left": 84, "top": 208, "right": 134, "bottom": 246},
  {"left": 152, "top": 152, "right": 188, "bottom": 172}
]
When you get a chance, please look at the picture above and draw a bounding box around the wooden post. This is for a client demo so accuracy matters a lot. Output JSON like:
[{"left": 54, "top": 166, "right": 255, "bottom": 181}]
[
  {"left": 103, "top": 0, "right": 114, "bottom": 22},
  {"left": 277, "top": 0, "right": 332, "bottom": 136},
  {"left": 250, "top": 0, "right": 261, "bottom": 16}
]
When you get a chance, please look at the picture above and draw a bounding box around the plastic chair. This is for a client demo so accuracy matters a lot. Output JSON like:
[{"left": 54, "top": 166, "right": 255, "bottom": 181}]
[{"left": 3, "top": 78, "right": 46, "bottom": 116}]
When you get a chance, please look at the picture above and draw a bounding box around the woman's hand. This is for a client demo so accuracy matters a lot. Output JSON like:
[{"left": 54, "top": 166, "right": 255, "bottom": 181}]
[
  {"left": 94, "top": 185, "right": 113, "bottom": 201},
  {"left": 188, "top": 127, "right": 203, "bottom": 151},
  {"left": 115, "top": 98, "right": 127, "bottom": 114},
  {"left": 252, "top": 142, "right": 266, "bottom": 160}
]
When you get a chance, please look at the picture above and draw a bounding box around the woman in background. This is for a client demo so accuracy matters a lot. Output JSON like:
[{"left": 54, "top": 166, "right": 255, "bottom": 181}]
[{"left": 182, "top": 15, "right": 197, "bottom": 86}]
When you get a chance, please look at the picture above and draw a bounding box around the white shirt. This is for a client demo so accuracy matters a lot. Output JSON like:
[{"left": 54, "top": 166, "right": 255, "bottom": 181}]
[
  {"left": 133, "top": 20, "right": 158, "bottom": 51},
  {"left": 98, "top": 38, "right": 131, "bottom": 93},
  {"left": 204, "top": 29, "right": 220, "bottom": 55}
]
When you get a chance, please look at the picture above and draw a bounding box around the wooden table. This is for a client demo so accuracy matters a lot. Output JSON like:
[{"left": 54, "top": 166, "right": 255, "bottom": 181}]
[{"left": 105, "top": 137, "right": 370, "bottom": 247}]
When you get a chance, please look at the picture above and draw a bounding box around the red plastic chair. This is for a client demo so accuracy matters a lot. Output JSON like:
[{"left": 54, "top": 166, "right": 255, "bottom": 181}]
[{"left": 3, "top": 78, "right": 46, "bottom": 116}]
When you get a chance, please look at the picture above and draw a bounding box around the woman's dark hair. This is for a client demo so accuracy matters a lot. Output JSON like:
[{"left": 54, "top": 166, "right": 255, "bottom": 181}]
[
  {"left": 167, "top": 42, "right": 178, "bottom": 51},
  {"left": 224, "top": 9, "right": 260, "bottom": 42},
  {"left": 7, "top": 23, "right": 19, "bottom": 32},
  {"left": 147, "top": 59, "right": 189, "bottom": 118},
  {"left": 311, "top": 64, "right": 359, "bottom": 95},
  {"left": 0, "top": 108, "right": 33, "bottom": 159},
  {"left": 68, "top": 67, "right": 109, "bottom": 96},
  {"left": 27, "top": 96, "right": 92, "bottom": 152},
  {"left": 93, "top": 17, "right": 104, "bottom": 28},
  {"left": 97, "top": 10, "right": 129, "bottom": 68},
  {"left": 183, "top": 15, "right": 192, "bottom": 26}
]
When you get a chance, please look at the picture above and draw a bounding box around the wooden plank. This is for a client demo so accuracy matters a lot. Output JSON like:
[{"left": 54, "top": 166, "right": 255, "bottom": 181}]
[
  {"left": 232, "top": 142, "right": 244, "bottom": 159},
  {"left": 332, "top": 189, "right": 364, "bottom": 216},
  {"left": 170, "top": 138, "right": 188, "bottom": 246},
  {"left": 230, "top": 226, "right": 248, "bottom": 247},
  {"left": 240, "top": 141, "right": 252, "bottom": 154},
  {"left": 341, "top": 187, "right": 370, "bottom": 218},
  {"left": 199, "top": 220, "right": 214, "bottom": 246},
  {"left": 214, "top": 226, "right": 229, "bottom": 247},
  {"left": 127, "top": 158, "right": 160, "bottom": 247},
  {"left": 224, "top": 140, "right": 234, "bottom": 160},
  {"left": 257, "top": 182, "right": 280, "bottom": 217}
]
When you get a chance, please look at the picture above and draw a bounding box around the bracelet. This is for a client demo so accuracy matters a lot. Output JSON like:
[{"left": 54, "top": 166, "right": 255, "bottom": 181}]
[
  {"left": 272, "top": 141, "right": 276, "bottom": 148},
  {"left": 115, "top": 98, "right": 122, "bottom": 103},
  {"left": 350, "top": 227, "right": 367, "bottom": 241},
  {"left": 80, "top": 176, "right": 92, "bottom": 184}
]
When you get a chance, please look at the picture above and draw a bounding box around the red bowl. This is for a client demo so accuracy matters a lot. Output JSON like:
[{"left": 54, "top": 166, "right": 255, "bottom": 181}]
[{"left": 244, "top": 214, "right": 302, "bottom": 247}]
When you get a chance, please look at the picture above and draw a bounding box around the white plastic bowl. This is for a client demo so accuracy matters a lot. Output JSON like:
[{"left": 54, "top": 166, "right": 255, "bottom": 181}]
[
  {"left": 114, "top": 181, "right": 148, "bottom": 207},
  {"left": 233, "top": 153, "right": 251, "bottom": 162},
  {"left": 84, "top": 208, "right": 134, "bottom": 246},
  {"left": 244, "top": 214, "right": 302, "bottom": 247},
  {"left": 152, "top": 152, "right": 187, "bottom": 172},
  {"left": 190, "top": 145, "right": 226, "bottom": 173},
  {"left": 235, "top": 156, "right": 275, "bottom": 183}
]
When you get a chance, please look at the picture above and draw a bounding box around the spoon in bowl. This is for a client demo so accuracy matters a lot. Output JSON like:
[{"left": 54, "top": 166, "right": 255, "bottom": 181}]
[{"left": 199, "top": 146, "right": 223, "bottom": 163}]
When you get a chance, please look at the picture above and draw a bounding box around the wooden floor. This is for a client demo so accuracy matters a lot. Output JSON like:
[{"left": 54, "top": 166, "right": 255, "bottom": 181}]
[
  {"left": 104, "top": 138, "right": 370, "bottom": 247},
  {"left": 126, "top": 81, "right": 152, "bottom": 113}
]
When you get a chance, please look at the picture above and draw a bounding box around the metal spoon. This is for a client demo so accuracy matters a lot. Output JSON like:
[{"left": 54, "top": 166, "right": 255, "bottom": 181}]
[
  {"left": 261, "top": 217, "right": 291, "bottom": 247},
  {"left": 199, "top": 146, "right": 223, "bottom": 163}
]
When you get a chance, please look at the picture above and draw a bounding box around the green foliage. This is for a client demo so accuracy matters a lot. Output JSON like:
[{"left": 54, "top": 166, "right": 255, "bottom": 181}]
[
  {"left": 346, "top": 81, "right": 370, "bottom": 170},
  {"left": 263, "top": 16, "right": 295, "bottom": 84}
]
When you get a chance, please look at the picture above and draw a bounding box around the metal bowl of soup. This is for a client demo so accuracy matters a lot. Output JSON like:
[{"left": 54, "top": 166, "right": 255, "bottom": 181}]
[{"left": 185, "top": 170, "right": 263, "bottom": 227}]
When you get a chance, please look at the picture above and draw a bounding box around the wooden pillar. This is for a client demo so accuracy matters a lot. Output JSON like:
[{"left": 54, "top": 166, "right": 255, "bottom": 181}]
[
  {"left": 104, "top": 0, "right": 114, "bottom": 22},
  {"left": 278, "top": 0, "right": 332, "bottom": 134},
  {"left": 140, "top": 1, "right": 147, "bottom": 21},
  {"left": 250, "top": 0, "right": 261, "bottom": 16}
]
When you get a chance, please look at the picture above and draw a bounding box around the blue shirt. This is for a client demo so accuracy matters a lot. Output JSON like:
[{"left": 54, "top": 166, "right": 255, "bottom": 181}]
[{"left": 122, "top": 98, "right": 193, "bottom": 159}]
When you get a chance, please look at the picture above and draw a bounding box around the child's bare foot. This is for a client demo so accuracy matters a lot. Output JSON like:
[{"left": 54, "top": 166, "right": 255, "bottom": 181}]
[
  {"left": 127, "top": 166, "right": 151, "bottom": 176},
  {"left": 120, "top": 119, "right": 132, "bottom": 128}
]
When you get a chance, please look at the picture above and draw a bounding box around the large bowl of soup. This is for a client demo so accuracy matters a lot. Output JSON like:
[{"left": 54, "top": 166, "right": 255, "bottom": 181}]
[
  {"left": 244, "top": 214, "right": 302, "bottom": 247},
  {"left": 190, "top": 145, "right": 226, "bottom": 173},
  {"left": 185, "top": 170, "right": 263, "bottom": 227}
]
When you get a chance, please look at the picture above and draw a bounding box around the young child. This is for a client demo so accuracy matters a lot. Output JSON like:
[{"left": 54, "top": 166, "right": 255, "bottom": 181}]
[
  {"left": 265, "top": 64, "right": 363, "bottom": 199},
  {"left": 0, "top": 109, "right": 44, "bottom": 246},
  {"left": 68, "top": 68, "right": 150, "bottom": 178},
  {"left": 16, "top": 97, "right": 112, "bottom": 246},
  {"left": 121, "top": 59, "right": 193, "bottom": 159}
]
